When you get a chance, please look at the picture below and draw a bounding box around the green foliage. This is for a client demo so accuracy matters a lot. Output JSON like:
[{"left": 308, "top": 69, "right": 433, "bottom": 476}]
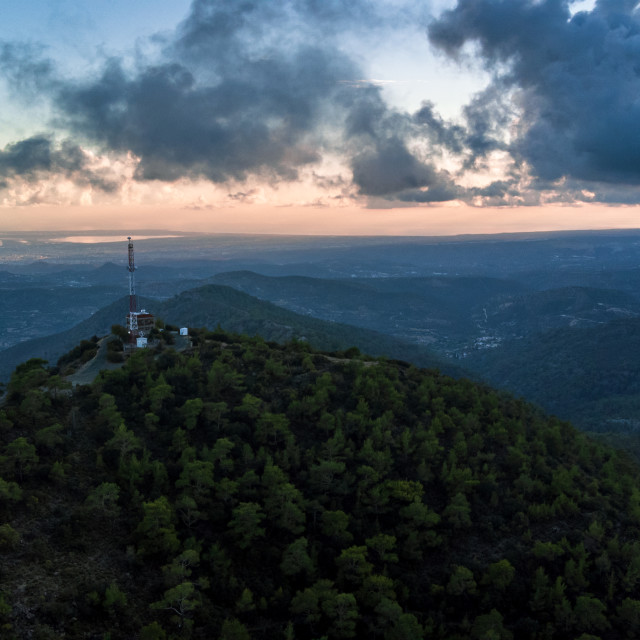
[
  {"left": 136, "top": 496, "right": 180, "bottom": 556},
  {"left": 574, "top": 596, "right": 609, "bottom": 633},
  {"left": 447, "top": 565, "right": 476, "bottom": 596},
  {"left": 0, "top": 524, "right": 20, "bottom": 549},
  {"left": 336, "top": 546, "right": 372, "bottom": 585},
  {"left": 105, "top": 340, "right": 124, "bottom": 363},
  {"left": 443, "top": 492, "right": 472, "bottom": 529},
  {"left": 35, "top": 423, "right": 64, "bottom": 449},
  {"left": 0, "top": 411, "right": 13, "bottom": 433},
  {"left": 85, "top": 482, "right": 121, "bottom": 517},
  {"left": 0, "top": 592, "right": 11, "bottom": 619},
  {"left": 163, "top": 549, "right": 200, "bottom": 586},
  {"left": 111, "top": 324, "right": 129, "bottom": 341},
  {"left": 481, "top": 560, "right": 515, "bottom": 591},
  {"left": 219, "top": 618, "right": 250, "bottom": 640},
  {"left": 7, "top": 358, "right": 49, "bottom": 399},
  {"left": 139, "top": 621, "right": 167, "bottom": 640},
  {"left": 3, "top": 330, "right": 640, "bottom": 639},
  {"left": 4, "top": 437, "right": 38, "bottom": 480},
  {"left": 617, "top": 597, "right": 640, "bottom": 630},
  {"left": 49, "top": 460, "right": 66, "bottom": 483},
  {"left": 471, "top": 609, "right": 512, "bottom": 640},
  {"left": 57, "top": 338, "right": 99, "bottom": 371},
  {"left": 180, "top": 397, "right": 204, "bottom": 430},
  {"left": 103, "top": 582, "right": 127, "bottom": 612},
  {"left": 322, "top": 510, "right": 353, "bottom": 545},
  {"left": 106, "top": 423, "right": 141, "bottom": 460},
  {"left": 228, "top": 502, "right": 265, "bottom": 549},
  {"left": 151, "top": 581, "right": 200, "bottom": 624},
  {"left": 280, "top": 537, "right": 314, "bottom": 576},
  {"left": 0, "top": 477, "right": 22, "bottom": 504}
]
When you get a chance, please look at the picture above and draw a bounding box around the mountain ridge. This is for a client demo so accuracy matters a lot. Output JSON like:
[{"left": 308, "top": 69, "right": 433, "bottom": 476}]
[{"left": 0, "top": 284, "right": 462, "bottom": 383}]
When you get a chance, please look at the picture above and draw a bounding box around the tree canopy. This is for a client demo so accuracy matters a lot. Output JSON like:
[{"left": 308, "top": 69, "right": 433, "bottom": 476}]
[{"left": 1, "top": 328, "right": 640, "bottom": 639}]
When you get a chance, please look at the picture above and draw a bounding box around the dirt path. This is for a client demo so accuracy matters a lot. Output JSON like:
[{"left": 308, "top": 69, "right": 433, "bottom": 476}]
[
  {"left": 66, "top": 337, "right": 124, "bottom": 387},
  {"left": 66, "top": 333, "right": 191, "bottom": 387}
]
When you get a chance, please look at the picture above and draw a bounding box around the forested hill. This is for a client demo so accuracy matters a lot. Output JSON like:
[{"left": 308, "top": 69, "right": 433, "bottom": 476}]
[{"left": 3, "top": 330, "right": 640, "bottom": 639}]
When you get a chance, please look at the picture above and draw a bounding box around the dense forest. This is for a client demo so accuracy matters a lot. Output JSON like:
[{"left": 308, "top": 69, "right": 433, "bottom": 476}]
[{"left": 2, "top": 328, "right": 640, "bottom": 639}]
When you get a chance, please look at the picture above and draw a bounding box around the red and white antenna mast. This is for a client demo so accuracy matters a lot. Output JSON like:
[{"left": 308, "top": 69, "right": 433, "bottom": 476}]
[{"left": 127, "top": 236, "right": 138, "bottom": 340}]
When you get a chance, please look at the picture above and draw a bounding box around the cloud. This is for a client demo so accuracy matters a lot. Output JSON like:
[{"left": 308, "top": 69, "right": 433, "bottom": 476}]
[
  {"left": 227, "top": 189, "right": 261, "bottom": 203},
  {"left": 350, "top": 136, "right": 461, "bottom": 202},
  {"left": 0, "top": 135, "right": 122, "bottom": 192},
  {"left": 55, "top": 54, "right": 342, "bottom": 184},
  {"left": 429, "top": 0, "right": 640, "bottom": 189},
  {"left": 0, "top": 43, "right": 58, "bottom": 100},
  {"left": 4, "top": 0, "right": 640, "bottom": 208},
  {"left": 414, "top": 101, "right": 466, "bottom": 154},
  {"left": 0, "top": 0, "right": 454, "bottom": 205},
  {"left": 32, "top": 1, "right": 395, "bottom": 188}
]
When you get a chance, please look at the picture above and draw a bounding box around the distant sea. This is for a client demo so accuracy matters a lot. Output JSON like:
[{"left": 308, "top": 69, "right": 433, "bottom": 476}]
[{"left": 50, "top": 235, "right": 183, "bottom": 243}]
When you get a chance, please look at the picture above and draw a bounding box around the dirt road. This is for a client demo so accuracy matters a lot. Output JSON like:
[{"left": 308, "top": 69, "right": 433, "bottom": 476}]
[{"left": 66, "top": 337, "right": 124, "bottom": 386}]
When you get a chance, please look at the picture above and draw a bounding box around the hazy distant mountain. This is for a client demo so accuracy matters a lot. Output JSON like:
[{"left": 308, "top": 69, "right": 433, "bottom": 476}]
[
  {"left": 481, "top": 286, "right": 640, "bottom": 336},
  {"left": 515, "top": 266, "right": 640, "bottom": 293},
  {"left": 158, "top": 285, "right": 464, "bottom": 375},
  {"left": 0, "top": 285, "right": 124, "bottom": 351},
  {"left": 209, "top": 271, "right": 640, "bottom": 354},
  {"left": 209, "top": 271, "right": 528, "bottom": 351}
]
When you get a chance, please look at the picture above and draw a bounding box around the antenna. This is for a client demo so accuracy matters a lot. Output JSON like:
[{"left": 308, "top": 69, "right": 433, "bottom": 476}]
[
  {"left": 124, "top": 236, "right": 155, "bottom": 348},
  {"left": 127, "top": 236, "right": 138, "bottom": 341}
]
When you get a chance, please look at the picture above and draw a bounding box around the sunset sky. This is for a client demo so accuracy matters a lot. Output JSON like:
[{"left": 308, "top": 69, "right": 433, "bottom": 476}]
[{"left": 1, "top": 0, "right": 639, "bottom": 236}]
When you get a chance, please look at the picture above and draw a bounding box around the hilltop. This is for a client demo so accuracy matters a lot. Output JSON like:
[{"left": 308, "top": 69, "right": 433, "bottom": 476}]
[
  {"left": 2, "top": 330, "right": 640, "bottom": 638},
  {"left": 0, "top": 284, "right": 461, "bottom": 383}
]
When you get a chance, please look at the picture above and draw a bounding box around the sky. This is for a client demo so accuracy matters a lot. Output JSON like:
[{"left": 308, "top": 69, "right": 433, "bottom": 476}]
[{"left": 1, "top": 0, "right": 639, "bottom": 236}]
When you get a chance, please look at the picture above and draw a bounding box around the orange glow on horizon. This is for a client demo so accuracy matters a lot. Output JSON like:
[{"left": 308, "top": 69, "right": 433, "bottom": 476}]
[{"left": 0, "top": 202, "right": 638, "bottom": 237}]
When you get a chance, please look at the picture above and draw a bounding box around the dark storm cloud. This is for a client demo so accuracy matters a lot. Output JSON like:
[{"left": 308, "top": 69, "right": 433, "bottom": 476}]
[
  {"left": 0, "top": 136, "right": 121, "bottom": 191},
  {"left": 428, "top": 0, "right": 640, "bottom": 188},
  {"left": 18, "top": 0, "right": 640, "bottom": 206},
  {"left": 0, "top": 0, "right": 456, "bottom": 203},
  {"left": 341, "top": 78, "right": 458, "bottom": 200},
  {"left": 351, "top": 136, "right": 461, "bottom": 203},
  {"left": 161, "top": 0, "right": 434, "bottom": 195},
  {"left": 351, "top": 138, "right": 435, "bottom": 196},
  {"left": 397, "top": 182, "right": 463, "bottom": 203},
  {"left": 414, "top": 102, "right": 465, "bottom": 154},
  {"left": 56, "top": 57, "right": 327, "bottom": 183},
  {"left": 460, "top": 84, "right": 515, "bottom": 167},
  {"left": 55, "top": 0, "right": 360, "bottom": 184}
]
